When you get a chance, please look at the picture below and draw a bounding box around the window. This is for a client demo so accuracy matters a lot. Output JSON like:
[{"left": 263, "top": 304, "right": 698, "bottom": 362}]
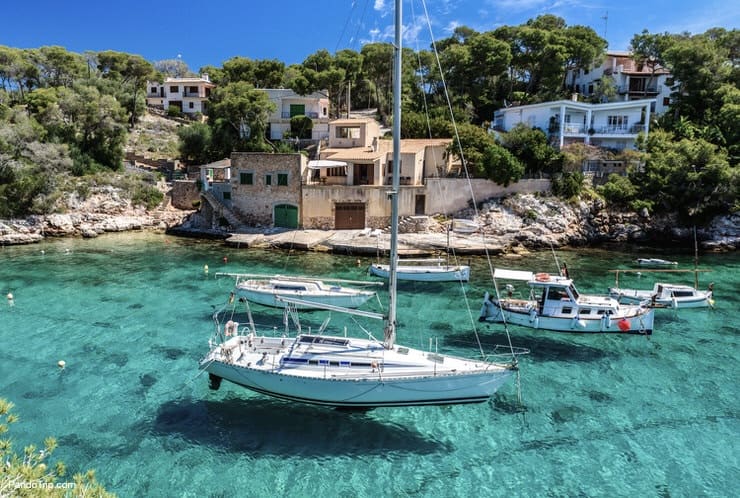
[
  {"left": 239, "top": 172, "right": 253, "bottom": 185},
  {"left": 265, "top": 174, "right": 272, "bottom": 186},
  {"left": 150, "top": 86, "right": 157, "bottom": 93},
  {"left": 169, "top": 85, "right": 179, "bottom": 93},
  {"left": 663, "top": 97, "right": 670, "bottom": 106},
  {"left": 222, "top": 191, "right": 231, "bottom": 200},
  {"left": 327, "top": 167, "right": 346, "bottom": 177},
  {"left": 277, "top": 173, "right": 288, "bottom": 186},
  {"left": 189, "top": 86, "right": 198, "bottom": 93},
  {"left": 188, "top": 102, "right": 194, "bottom": 109},
  {"left": 336, "top": 126, "right": 360, "bottom": 139},
  {"left": 665, "top": 77, "right": 674, "bottom": 86},
  {"left": 322, "top": 107, "right": 327, "bottom": 116},
  {"left": 607, "top": 115, "right": 629, "bottom": 130}
]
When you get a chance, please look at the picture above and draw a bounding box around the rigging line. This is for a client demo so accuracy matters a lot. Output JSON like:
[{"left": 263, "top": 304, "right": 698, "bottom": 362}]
[
  {"left": 334, "top": 0, "right": 359, "bottom": 54},
  {"left": 409, "top": 0, "right": 482, "bottom": 356},
  {"left": 419, "top": 0, "right": 517, "bottom": 359},
  {"left": 409, "top": 3, "right": 462, "bottom": 275},
  {"left": 549, "top": 242, "right": 561, "bottom": 274}
]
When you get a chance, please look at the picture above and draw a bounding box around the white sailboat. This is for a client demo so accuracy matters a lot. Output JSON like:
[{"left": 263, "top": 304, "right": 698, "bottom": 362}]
[
  {"left": 199, "top": 2, "right": 523, "bottom": 408},
  {"left": 219, "top": 272, "right": 380, "bottom": 310},
  {"left": 369, "top": 226, "right": 470, "bottom": 282},
  {"left": 369, "top": 258, "right": 470, "bottom": 282}
]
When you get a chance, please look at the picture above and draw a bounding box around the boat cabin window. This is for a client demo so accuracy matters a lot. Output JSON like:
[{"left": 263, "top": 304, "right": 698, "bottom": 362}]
[
  {"left": 568, "top": 285, "right": 580, "bottom": 300},
  {"left": 546, "top": 287, "right": 569, "bottom": 301},
  {"left": 672, "top": 291, "right": 693, "bottom": 298},
  {"left": 579, "top": 308, "right": 592, "bottom": 315},
  {"left": 273, "top": 284, "right": 308, "bottom": 291},
  {"left": 561, "top": 307, "right": 573, "bottom": 314},
  {"left": 298, "top": 336, "right": 349, "bottom": 346}
]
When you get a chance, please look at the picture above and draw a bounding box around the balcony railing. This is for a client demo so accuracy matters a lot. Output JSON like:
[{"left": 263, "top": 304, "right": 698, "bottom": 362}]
[
  {"left": 593, "top": 124, "right": 646, "bottom": 135},
  {"left": 182, "top": 92, "right": 205, "bottom": 98},
  {"left": 281, "top": 111, "right": 321, "bottom": 119},
  {"left": 617, "top": 84, "right": 662, "bottom": 94}
]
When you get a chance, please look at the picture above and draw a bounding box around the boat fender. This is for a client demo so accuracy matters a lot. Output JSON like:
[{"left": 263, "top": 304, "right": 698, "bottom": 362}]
[
  {"left": 602, "top": 314, "right": 611, "bottom": 329},
  {"left": 535, "top": 273, "right": 549, "bottom": 282},
  {"left": 371, "top": 360, "right": 378, "bottom": 371},
  {"left": 671, "top": 297, "right": 678, "bottom": 309},
  {"left": 617, "top": 319, "right": 631, "bottom": 332},
  {"left": 225, "top": 320, "right": 235, "bottom": 336},
  {"left": 228, "top": 292, "right": 235, "bottom": 304},
  {"left": 529, "top": 309, "right": 537, "bottom": 322}
]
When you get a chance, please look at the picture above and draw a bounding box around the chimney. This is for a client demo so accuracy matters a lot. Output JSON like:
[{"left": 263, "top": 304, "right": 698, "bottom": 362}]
[
  {"left": 202, "top": 73, "right": 209, "bottom": 82},
  {"left": 571, "top": 93, "right": 578, "bottom": 102}
]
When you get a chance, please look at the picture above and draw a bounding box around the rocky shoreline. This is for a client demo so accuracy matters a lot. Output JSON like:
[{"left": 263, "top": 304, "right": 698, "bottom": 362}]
[{"left": 2, "top": 193, "right": 737, "bottom": 252}]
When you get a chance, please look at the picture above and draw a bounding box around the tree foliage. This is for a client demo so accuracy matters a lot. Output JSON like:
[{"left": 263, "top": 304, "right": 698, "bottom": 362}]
[{"left": 0, "top": 398, "right": 114, "bottom": 497}]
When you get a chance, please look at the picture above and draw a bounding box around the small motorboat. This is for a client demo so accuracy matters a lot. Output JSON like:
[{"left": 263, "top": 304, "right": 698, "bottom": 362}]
[{"left": 635, "top": 258, "right": 678, "bottom": 267}]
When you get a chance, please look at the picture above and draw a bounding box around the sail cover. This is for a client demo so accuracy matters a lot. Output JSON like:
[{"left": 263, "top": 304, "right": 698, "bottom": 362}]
[{"left": 308, "top": 160, "right": 348, "bottom": 169}]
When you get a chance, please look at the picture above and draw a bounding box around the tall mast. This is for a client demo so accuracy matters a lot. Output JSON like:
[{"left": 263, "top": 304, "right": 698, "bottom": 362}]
[{"left": 384, "top": 0, "right": 402, "bottom": 349}]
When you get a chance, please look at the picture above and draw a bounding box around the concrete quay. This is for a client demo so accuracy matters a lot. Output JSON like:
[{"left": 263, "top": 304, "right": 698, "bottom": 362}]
[{"left": 223, "top": 229, "right": 510, "bottom": 256}]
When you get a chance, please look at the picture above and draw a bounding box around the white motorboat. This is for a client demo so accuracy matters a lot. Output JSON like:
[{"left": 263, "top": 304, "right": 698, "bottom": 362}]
[
  {"left": 609, "top": 282, "right": 714, "bottom": 309},
  {"left": 199, "top": 6, "right": 524, "bottom": 408},
  {"left": 479, "top": 269, "right": 655, "bottom": 334},
  {"left": 607, "top": 268, "right": 714, "bottom": 309},
  {"left": 635, "top": 258, "right": 678, "bottom": 267},
  {"left": 221, "top": 273, "right": 379, "bottom": 310},
  {"left": 369, "top": 258, "right": 470, "bottom": 282}
]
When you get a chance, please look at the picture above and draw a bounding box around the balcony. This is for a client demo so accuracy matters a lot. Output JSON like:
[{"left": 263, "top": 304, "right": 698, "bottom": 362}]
[
  {"left": 592, "top": 124, "right": 646, "bottom": 135},
  {"left": 183, "top": 91, "right": 205, "bottom": 98},
  {"left": 617, "top": 84, "right": 662, "bottom": 95},
  {"left": 281, "top": 111, "right": 320, "bottom": 119}
]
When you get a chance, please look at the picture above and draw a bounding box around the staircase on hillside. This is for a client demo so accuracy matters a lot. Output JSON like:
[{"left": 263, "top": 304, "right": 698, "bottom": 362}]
[{"left": 201, "top": 191, "right": 246, "bottom": 232}]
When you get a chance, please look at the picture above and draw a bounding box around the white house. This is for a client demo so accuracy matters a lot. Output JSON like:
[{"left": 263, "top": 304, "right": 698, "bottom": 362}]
[
  {"left": 491, "top": 97, "right": 655, "bottom": 151},
  {"left": 146, "top": 74, "right": 215, "bottom": 116},
  {"left": 567, "top": 50, "right": 673, "bottom": 115},
  {"left": 263, "top": 89, "right": 330, "bottom": 141}
]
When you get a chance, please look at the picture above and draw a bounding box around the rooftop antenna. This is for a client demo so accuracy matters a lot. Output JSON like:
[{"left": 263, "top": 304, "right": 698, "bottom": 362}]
[{"left": 601, "top": 11, "right": 609, "bottom": 41}]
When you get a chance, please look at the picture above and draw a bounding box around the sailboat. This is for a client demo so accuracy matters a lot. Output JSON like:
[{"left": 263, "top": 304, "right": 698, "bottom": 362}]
[
  {"left": 369, "top": 225, "right": 471, "bottom": 282},
  {"left": 219, "top": 272, "right": 380, "bottom": 310},
  {"left": 199, "top": 1, "right": 523, "bottom": 408}
]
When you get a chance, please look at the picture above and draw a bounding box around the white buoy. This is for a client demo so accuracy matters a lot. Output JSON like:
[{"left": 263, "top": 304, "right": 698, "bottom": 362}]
[
  {"left": 6, "top": 293, "right": 13, "bottom": 306},
  {"left": 57, "top": 360, "right": 66, "bottom": 369},
  {"left": 204, "top": 264, "right": 209, "bottom": 274}
]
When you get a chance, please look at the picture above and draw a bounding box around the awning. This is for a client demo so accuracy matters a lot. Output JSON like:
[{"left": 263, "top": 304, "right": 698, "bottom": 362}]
[{"left": 307, "top": 160, "right": 348, "bottom": 169}]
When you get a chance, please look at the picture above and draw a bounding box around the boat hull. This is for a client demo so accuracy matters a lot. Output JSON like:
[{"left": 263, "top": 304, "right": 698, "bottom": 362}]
[
  {"left": 235, "top": 288, "right": 374, "bottom": 309},
  {"left": 369, "top": 263, "right": 470, "bottom": 282},
  {"left": 479, "top": 298, "right": 654, "bottom": 334},
  {"left": 201, "top": 335, "right": 515, "bottom": 408},
  {"left": 609, "top": 287, "right": 713, "bottom": 309}
]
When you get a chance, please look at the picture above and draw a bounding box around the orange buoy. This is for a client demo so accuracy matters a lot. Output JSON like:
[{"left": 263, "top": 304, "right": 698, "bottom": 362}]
[{"left": 617, "top": 319, "right": 630, "bottom": 332}]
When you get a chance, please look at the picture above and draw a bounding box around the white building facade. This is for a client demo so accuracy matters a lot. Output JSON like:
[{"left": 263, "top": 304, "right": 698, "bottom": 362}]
[
  {"left": 146, "top": 74, "right": 215, "bottom": 116},
  {"left": 492, "top": 98, "right": 655, "bottom": 151},
  {"left": 264, "top": 89, "right": 330, "bottom": 141},
  {"left": 567, "top": 50, "right": 673, "bottom": 115}
]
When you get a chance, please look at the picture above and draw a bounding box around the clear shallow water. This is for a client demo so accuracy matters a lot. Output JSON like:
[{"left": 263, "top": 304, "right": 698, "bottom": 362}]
[{"left": 1, "top": 233, "right": 738, "bottom": 497}]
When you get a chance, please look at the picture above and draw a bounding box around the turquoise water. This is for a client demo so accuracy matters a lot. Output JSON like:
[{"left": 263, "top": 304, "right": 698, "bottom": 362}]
[{"left": 1, "top": 233, "right": 738, "bottom": 497}]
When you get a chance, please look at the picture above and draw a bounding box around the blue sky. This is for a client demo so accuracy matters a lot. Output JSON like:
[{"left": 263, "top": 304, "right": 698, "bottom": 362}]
[{"left": 3, "top": 0, "right": 738, "bottom": 73}]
